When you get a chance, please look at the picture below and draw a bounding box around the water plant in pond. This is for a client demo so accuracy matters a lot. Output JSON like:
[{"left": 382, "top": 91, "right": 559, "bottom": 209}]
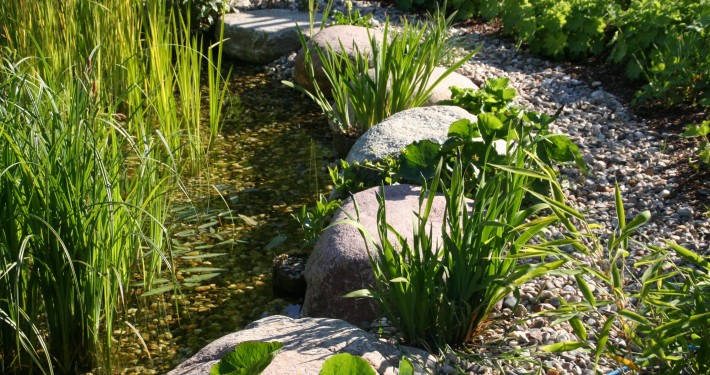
[
  {"left": 284, "top": 10, "right": 476, "bottom": 136},
  {"left": 0, "top": 0, "right": 230, "bottom": 372}
]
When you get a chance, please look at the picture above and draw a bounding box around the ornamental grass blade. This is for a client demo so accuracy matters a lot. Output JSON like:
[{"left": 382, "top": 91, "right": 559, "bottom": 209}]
[
  {"left": 540, "top": 341, "right": 586, "bottom": 352},
  {"left": 574, "top": 274, "right": 596, "bottom": 307}
]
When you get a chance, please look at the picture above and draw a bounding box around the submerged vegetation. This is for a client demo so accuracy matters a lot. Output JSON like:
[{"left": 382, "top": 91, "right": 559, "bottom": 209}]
[{"left": 0, "top": 0, "right": 229, "bottom": 373}]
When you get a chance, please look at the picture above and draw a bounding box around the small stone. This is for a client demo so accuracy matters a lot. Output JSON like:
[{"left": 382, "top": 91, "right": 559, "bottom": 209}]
[
  {"left": 660, "top": 189, "right": 671, "bottom": 198},
  {"left": 513, "top": 304, "right": 528, "bottom": 317},
  {"left": 678, "top": 207, "right": 693, "bottom": 219},
  {"left": 503, "top": 296, "right": 517, "bottom": 309}
]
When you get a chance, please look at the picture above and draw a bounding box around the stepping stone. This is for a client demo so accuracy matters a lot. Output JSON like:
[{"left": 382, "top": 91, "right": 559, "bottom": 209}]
[
  {"left": 219, "top": 9, "right": 322, "bottom": 64},
  {"left": 302, "top": 184, "right": 453, "bottom": 326},
  {"left": 166, "top": 315, "right": 436, "bottom": 374},
  {"left": 424, "top": 67, "right": 478, "bottom": 105},
  {"left": 345, "top": 106, "right": 476, "bottom": 164}
]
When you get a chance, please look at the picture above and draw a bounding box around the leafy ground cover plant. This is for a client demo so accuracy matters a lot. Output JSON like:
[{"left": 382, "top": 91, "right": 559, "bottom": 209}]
[
  {"left": 284, "top": 10, "right": 476, "bottom": 136},
  {"left": 329, "top": 0, "right": 374, "bottom": 27},
  {"left": 681, "top": 120, "right": 710, "bottom": 167}
]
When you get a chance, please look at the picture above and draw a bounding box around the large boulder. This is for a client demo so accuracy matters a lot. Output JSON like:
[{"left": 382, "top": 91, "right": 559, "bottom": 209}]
[
  {"left": 166, "top": 315, "right": 436, "bottom": 375},
  {"left": 345, "top": 106, "right": 475, "bottom": 164},
  {"left": 294, "top": 25, "right": 384, "bottom": 97},
  {"left": 424, "top": 67, "right": 478, "bottom": 105},
  {"left": 219, "top": 10, "right": 321, "bottom": 64},
  {"left": 302, "top": 184, "right": 451, "bottom": 326}
]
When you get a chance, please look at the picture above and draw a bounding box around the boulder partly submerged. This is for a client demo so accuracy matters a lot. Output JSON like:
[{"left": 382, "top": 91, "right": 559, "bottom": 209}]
[{"left": 166, "top": 315, "right": 436, "bottom": 375}]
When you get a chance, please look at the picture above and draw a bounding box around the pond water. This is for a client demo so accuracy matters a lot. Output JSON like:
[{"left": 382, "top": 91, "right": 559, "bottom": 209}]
[{"left": 117, "top": 64, "right": 334, "bottom": 374}]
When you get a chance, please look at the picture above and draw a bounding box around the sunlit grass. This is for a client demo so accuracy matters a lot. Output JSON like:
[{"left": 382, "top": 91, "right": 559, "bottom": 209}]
[{"left": 0, "top": 0, "right": 230, "bottom": 373}]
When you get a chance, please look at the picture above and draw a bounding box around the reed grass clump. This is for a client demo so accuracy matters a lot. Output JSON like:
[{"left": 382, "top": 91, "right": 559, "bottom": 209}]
[
  {"left": 284, "top": 9, "right": 476, "bottom": 136},
  {"left": 0, "top": 0, "right": 230, "bottom": 373}
]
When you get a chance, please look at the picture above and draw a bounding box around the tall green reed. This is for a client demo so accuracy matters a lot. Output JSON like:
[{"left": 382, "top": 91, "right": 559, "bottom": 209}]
[{"left": 0, "top": 0, "right": 230, "bottom": 373}]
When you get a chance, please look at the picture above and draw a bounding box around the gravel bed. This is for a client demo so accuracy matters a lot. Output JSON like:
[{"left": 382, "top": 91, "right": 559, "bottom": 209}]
[{"left": 264, "top": 1, "right": 709, "bottom": 374}]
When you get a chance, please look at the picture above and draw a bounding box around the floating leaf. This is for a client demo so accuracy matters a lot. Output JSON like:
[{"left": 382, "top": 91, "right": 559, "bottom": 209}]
[
  {"left": 199, "top": 221, "right": 220, "bottom": 230},
  {"left": 182, "top": 267, "right": 225, "bottom": 273},
  {"left": 173, "top": 229, "right": 197, "bottom": 238},
  {"left": 183, "top": 273, "right": 220, "bottom": 283},
  {"left": 265, "top": 235, "right": 287, "bottom": 251},
  {"left": 181, "top": 252, "right": 228, "bottom": 260},
  {"left": 141, "top": 284, "right": 176, "bottom": 298}
]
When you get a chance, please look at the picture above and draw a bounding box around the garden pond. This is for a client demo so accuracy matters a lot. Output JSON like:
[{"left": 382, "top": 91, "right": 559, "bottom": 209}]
[{"left": 115, "top": 63, "right": 333, "bottom": 374}]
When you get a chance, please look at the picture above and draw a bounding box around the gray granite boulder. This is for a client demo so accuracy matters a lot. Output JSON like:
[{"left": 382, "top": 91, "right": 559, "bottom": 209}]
[
  {"left": 424, "top": 67, "right": 478, "bottom": 105},
  {"left": 219, "top": 9, "right": 321, "bottom": 64},
  {"left": 345, "top": 106, "right": 475, "bottom": 164},
  {"left": 166, "top": 315, "right": 436, "bottom": 375},
  {"left": 294, "top": 25, "right": 384, "bottom": 97},
  {"left": 301, "top": 184, "right": 451, "bottom": 326}
]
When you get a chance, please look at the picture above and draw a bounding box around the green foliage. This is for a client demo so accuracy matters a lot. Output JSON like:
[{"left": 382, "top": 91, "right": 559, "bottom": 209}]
[
  {"left": 537, "top": 184, "right": 710, "bottom": 373},
  {"left": 293, "top": 195, "right": 343, "bottom": 248},
  {"left": 0, "top": 0, "right": 230, "bottom": 373},
  {"left": 681, "top": 120, "right": 710, "bottom": 167},
  {"left": 610, "top": 0, "right": 710, "bottom": 106},
  {"left": 210, "top": 341, "right": 284, "bottom": 375},
  {"left": 284, "top": 11, "right": 476, "bottom": 135},
  {"left": 343, "top": 138, "right": 568, "bottom": 347},
  {"left": 318, "top": 353, "right": 377, "bottom": 375},
  {"left": 500, "top": 0, "right": 609, "bottom": 59},
  {"left": 168, "top": 0, "right": 233, "bottom": 32},
  {"left": 329, "top": 1, "right": 374, "bottom": 27},
  {"left": 443, "top": 77, "right": 517, "bottom": 115}
]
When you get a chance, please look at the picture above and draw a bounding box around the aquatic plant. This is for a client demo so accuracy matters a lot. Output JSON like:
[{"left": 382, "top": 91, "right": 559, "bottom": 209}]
[{"left": 0, "top": 0, "right": 230, "bottom": 373}]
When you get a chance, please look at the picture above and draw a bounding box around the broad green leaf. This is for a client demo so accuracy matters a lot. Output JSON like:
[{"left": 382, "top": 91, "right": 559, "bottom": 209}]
[
  {"left": 210, "top": 341, "right": 284, "bottom": 375},
  {"left": 681, "top": 122, "right": 710, "bottom": 137},
  {"left": 399, "top": 357, "right": 414, "bottom": 375},
  {"left": 477, "top": 113, "right": 505, "bottom": 137},
  {"left": 399, "top": 140, "right": 441, "bottom": 182},
  {"left": 319, "top": 353, "right": 376, "bottom": 375},
  {"left": 539, "top": 341, "right": 586, "bottom": 352},
  {"left": 447, "top": 119, "right": 477, "bottom": 139}
]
